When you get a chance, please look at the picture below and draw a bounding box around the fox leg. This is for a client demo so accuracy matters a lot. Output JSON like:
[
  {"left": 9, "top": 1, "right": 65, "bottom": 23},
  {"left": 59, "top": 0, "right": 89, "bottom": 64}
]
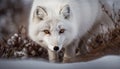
[
  {"left": 48, "top": 49, "right": 58, "bottom": 63},
  {"left": 63, "top": 39, "right": 79, "bottom": 63}
]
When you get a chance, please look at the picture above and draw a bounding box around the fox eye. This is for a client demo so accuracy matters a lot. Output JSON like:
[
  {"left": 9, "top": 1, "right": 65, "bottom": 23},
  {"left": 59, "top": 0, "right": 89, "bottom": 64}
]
[
  {"left": 43, "top": 30, "right": 50, "bottom": 34},
  {"left": 59, "top": 29, "right": 65, "bottom": 34}
]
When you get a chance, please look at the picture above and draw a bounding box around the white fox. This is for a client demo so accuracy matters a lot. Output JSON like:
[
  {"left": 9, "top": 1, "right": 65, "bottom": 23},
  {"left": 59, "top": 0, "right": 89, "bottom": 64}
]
[{"left": 29, "top": 0, "right": 113, "bottom": 62}]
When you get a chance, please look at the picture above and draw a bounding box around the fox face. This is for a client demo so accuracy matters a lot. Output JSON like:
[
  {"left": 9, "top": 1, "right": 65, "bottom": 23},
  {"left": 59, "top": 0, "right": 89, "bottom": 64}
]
[{"left": 29, "top": 5, "right": 76, "bottom": 52}]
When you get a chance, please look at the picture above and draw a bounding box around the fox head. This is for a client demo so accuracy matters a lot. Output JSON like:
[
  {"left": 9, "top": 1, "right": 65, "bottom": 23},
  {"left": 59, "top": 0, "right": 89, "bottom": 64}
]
[{"left": 29, "top": 5, "right": 77, "bottom": 52}]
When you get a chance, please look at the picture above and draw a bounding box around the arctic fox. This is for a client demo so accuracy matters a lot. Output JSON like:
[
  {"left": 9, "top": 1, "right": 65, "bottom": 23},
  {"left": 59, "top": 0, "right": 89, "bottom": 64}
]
[{"left": 29, "top": 0, "right": 113, "bottom": 62}]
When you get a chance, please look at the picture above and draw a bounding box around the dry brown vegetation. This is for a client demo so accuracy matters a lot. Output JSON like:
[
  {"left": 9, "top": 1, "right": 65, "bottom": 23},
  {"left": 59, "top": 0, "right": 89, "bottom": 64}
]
[{"left": 0, "top": 0, "right": 120, "bottom": 63}]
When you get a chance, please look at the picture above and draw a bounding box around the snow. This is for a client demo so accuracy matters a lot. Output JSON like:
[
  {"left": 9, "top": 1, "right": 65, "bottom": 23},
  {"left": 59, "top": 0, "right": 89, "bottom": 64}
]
[
  {"left": 0, "top": 0, "right": 120, "bottom": 69},
  {"left": 0, "top": 56, "right": 120, "bottom": 69}
]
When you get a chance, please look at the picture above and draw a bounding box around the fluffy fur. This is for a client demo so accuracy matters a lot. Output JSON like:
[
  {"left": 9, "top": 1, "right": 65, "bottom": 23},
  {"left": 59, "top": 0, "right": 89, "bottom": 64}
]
[{"left": 29, "top": 0, "right": 112, "bottom": 62}]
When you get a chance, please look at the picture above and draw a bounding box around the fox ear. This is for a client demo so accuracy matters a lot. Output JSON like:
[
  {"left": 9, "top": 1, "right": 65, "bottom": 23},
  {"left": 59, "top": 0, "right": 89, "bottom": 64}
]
[
  {"left": 60, "top": 5, "right": 70, "bottom": 19},
  {"left": 34, "top": 6, "right": 47, "bottom": 20}
]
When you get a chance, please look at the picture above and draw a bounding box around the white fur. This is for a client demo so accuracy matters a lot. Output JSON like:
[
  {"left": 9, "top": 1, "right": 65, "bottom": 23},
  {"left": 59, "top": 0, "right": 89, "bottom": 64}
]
[{"left": 29, "top": 0, "right": 103, "bottom": 62}]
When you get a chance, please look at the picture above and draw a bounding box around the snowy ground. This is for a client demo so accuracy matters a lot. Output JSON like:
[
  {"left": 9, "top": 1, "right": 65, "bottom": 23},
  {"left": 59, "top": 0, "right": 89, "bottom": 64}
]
[
  {"left": 0, "top": 0, "right": 120, "bottom": 69},
  {"left": 0, "top": 56, "right": 120, "bottom": 69}
]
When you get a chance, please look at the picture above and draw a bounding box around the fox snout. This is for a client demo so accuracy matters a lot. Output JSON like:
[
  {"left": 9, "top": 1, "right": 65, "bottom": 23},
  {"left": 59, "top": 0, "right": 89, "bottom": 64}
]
[
  {"left": 47, "top": 44, "right": 62, "bottom": 52},
  {"left": 53, "top": 46, "right": 59, "bottom": 51},
  {"left": 44, "top": 35, "right": 65, "bottom": 52},
  {"left": 47, "top": 42, "right": 63, "bottom": 52}
]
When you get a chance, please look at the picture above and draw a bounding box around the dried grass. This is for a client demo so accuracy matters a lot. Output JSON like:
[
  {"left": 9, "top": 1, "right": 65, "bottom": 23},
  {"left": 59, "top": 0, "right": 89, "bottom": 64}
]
[{"left": 0, "top": 2, "right": 120, "bottom": 63}]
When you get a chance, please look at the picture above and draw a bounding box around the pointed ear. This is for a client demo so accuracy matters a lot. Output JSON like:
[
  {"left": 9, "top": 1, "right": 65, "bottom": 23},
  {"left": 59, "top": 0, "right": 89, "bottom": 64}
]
[
  {"left": 60, "top": 5, "right": 71, "bottom": 19},
  {"left": 34, "top": 6, "right": 47, "bottom": 20}
]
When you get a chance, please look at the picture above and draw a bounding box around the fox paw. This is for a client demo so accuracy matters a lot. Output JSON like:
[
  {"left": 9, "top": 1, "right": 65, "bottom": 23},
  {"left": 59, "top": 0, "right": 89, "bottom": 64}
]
[{"left": 63, "top": 57, "right": 73, "bottom": 63}]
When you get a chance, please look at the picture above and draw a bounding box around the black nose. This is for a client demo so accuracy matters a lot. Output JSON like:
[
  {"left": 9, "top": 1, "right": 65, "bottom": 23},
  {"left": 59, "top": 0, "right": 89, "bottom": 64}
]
[{"left": 54, "top": 46, "right": 59, "bottom": 51}]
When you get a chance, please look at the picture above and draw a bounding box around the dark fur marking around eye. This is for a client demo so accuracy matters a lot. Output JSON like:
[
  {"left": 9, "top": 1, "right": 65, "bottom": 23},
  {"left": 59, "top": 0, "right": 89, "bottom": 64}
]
[
  {"left": 43, "top": 30, "right": 51, "bottom": 34},
  {"left": 59, "top": 29, "right": 65, "bottom": 34}
]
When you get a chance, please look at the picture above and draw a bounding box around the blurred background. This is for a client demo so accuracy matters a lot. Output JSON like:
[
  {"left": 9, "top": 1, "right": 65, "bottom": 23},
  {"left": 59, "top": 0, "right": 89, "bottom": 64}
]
[
  {"left": 0, "top": 0, "right": 120, "bottom": 39},
  {"left": 0, "top": 0, "right": 120, "bottom": 68},
  {"left": 0, "top": 0, "right": 32, "bottom": 39}
]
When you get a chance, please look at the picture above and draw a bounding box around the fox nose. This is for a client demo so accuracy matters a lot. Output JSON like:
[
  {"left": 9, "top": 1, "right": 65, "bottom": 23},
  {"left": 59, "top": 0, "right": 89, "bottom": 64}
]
[{"left": 53, "top": 46, "right": 59, "bottom": 51}]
